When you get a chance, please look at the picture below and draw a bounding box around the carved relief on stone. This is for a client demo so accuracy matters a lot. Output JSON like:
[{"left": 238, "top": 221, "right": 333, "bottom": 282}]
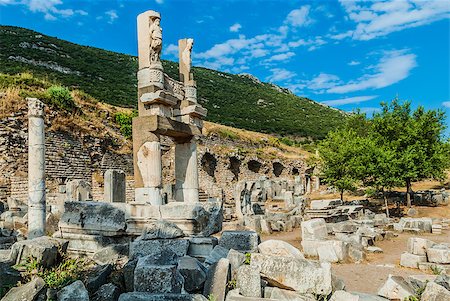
[
  {"left": 149, "top": 15, "right": 162, "bottom": 67},
  {"left": 182, "top": 39, "right": 193, "bottom": 80},
  {"left": 184, "top": 85, "right": 197, "bottom": 102},
  {"left": 27, "top": 98, "right": 44, "bottom": 117},
  {"left": 137, "top": 68, "right": 164, "bottom": 89},
  {"left": 164, "top": 76, "right": 185, "bottom": 99},
  {"left": 179, "top": 38, "right": 195, "bottom": 84}
]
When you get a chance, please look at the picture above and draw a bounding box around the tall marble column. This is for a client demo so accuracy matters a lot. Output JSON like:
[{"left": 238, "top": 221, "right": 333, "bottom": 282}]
[
  {"left": 175, "top": 139, "right": 199, "bottom": 203},
  {"left": 27, "top": 98, "right": 46, "bottom": 239}
]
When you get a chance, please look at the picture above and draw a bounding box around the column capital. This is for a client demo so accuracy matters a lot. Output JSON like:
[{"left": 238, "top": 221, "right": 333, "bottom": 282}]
[{"left": 27, "top": 98, "right": 45, "bottom": 117}]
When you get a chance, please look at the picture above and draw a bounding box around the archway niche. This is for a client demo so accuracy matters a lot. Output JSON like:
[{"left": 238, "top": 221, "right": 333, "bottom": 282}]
[
  {"left": 247, "top": 160, "right": 262, "bottom": 173},
  {"left": 201, "top": 152, "right": 217, "bottom": 178},
  {"left": 273, "top": 162, "right": 285, "bottom": 177},
  {"left": 292, "top": 167, "right": 299, "bottom": 175},
  {"left": 229, "top": 156, "right": 241, "bottom": 181}
]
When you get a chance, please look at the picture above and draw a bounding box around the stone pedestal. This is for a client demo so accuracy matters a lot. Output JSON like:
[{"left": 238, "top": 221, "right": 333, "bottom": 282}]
[
  {"left": 27, "top": 98, "right": 46, "bottom": 239},
  {"left": 104, "top": 169, "right": 126, "bottom": 203},
  {"left": 175, "top": 140, "right": 199, "bottom": 203}
]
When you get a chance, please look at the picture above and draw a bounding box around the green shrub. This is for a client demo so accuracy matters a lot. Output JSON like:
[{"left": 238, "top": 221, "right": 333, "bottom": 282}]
[
  {"left": 244, "top": 253, "right": 251, "bottom": 265},
  {"left": 114, "top": 110, "right": 138, "bottom": 139},
  {"left": 215, "top": 128, "right": 239, "bottom": 140},
  {"left": 46, "top": 86, "right": 76, "bottom": 111}
]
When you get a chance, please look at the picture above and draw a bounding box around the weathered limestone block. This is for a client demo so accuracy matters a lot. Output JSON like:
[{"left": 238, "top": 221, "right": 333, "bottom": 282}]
[
  {"left": 139, "top": 220, "right": 184, "bottom": 240},
  {"left": 427, "top": 244, "right": 450, "bottom": 264},
  {"left": 57, "top": 280, "right": 89, "bottom": 301},
  {"left": 203, "top": 258, "right": 231, "bottom": 301},
  {"left": 9, "top": 236, "right": 68, "bottom": 268},
  {"left": 85, "top": 264, "right": 113, "bottom": 294},
  {"left": 227, "top": 249, "right": 246, "bottom": 278},
  {"left": 188, "top": 237, "right": 218, "bottom": 260},
  {"left": 393, "top": 218, "right": 432, "bottom": 233},
  {"left": 366, "top": 246, "right": 383, "bottom": 253},
  {"left": 301, "top": 219, "right": 327, "bottom": 240},
  {"left": 66, "top": 179, "right": 92, "bottom": 202},
  {"left": 177, "top": 256, "right": 207, "bottom": 293},
  {"left": 236, "top": 265, "right": 261, "bottom": 297},
  {"left": 219, "top": 231, "right": 259, "bottom": 253},
  {"left": 420, "top": 281, "right": 450, "bottom": 301},
  {"left": 0, "top": 262, "right": 22, "bottom": 295},
  {"left": 352, "top": 292, "right": 389, "bottom": 300},
  {"left": 204, "top": 245, "right": 230, "bottom": 266},
  {"left": 264, "top": 287, "right": 316, "bottom": 300},
  {"left": 418, "top": 262, "right": 450, "bottom": 274},
  {"left": 400, "top": 252, "right": 427, "bottom": 268},
  {"left": 329, "top": 291, "right": 359, "bottom": 301},
  {"left": 118, "top": 293, "right": 207, "bottom": 301},
  {"left": 59, "top": 201, "right": 126, "bottom": 236},
  {"left": 407, "top": 237, "right": 435, "bottom": 256},
  {"left": 258, "top": 240, "right": 304, "bottom": 259},
  {"left": 406, "top": 275, "right": 438, "bottom": 291},
  {"left": 92, "top": 243, "right": 129, "bottom": 265},
  {"left": 123, "top": 259, "right": 137, "bottom": 292},
  {"left": 134, "top": 254, "right": 184, "bottom": 293},
  {"left": 435, "top": 274, "right": 450, "bottom": 290},
  {"left": 250, "top": 254, "right": 332, "bottom": 295},
  {"left": 92, "top": 283, "right": 121, "bottom": 301},
  {"left": 331, "top": 221, "right": 358, "bottom": 234},
  {"left": 104, "top": 169, "right": 126, "bottom": 203},
  {"left": 348, "top": 243, "right": 366, "bottom": 263},
  {"left": 1, "top": 276, "right": 45, "bottom": 301},
  {"left": 129, "top": 238, "right": 189, "bottom": 260},
  {"left": 377, "top": 275, "right": 415, "bottom": 300},
  {"left": 302, "top": 239, "right": 347, "bottom": 262},
  {"left": 55, "top": 232, "right": 129, "bottom": 255}
]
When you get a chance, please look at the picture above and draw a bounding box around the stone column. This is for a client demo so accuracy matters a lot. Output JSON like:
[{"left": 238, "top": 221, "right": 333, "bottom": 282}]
[
  {"left": 27, "top": 98, "right": 46, "bottom": 239},
  {"left": 104, "top": 169, "right": 126, "bottom": 203},
  {"left": 175, "top": 138, "right": 199, "bottom": 203}
]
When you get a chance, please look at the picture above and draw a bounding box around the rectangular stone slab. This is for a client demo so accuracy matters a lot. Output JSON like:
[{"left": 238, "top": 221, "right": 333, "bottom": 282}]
[{"left": 133, "top": 115, "right": 201, "bottom": 139}]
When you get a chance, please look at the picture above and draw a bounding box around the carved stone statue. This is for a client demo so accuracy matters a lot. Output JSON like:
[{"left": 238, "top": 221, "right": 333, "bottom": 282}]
[
  {"left": 149, "top": 16, "right": 162, "bottom": 66},
  {"left": 182, "top": 38, "right": 193, "bottom": 81}
]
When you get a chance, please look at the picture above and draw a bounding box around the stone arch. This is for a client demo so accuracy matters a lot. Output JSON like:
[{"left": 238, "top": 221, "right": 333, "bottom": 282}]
[
  {"left": 247, "top": 160, "right": 262, "bottom": 173},
  {"left": 228, "top": 156, "right": 241, "bottom": 181},
  {"left": 292, "top": 167, "right": 299, "bottom": 175},
  {"left": 273, "top": 162, "right": 284, "bottom": 177},
  {"left": 201, "top": 152, "right": 217, "bottom": 178}
]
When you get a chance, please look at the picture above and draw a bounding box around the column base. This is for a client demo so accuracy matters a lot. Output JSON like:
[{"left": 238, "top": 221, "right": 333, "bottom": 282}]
[
  {"left": 175, "top": 188, "right": 199, "bottom": 203},
  {"left": 135, "top": 187, "right": 163, "bottom": 205}
]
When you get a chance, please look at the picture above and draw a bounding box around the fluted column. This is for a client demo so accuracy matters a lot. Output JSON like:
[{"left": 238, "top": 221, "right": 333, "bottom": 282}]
[
  {"left": 27, "top": 98, "right": 46, "bottom": 239},
  {"left": 175, "top": 139, "right": 199, "bottom": 202}
]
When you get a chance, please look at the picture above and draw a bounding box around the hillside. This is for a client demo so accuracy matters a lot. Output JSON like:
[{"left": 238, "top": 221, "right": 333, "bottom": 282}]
[{"left": 0, "top": 25, "right": 345, "bottom": 138}]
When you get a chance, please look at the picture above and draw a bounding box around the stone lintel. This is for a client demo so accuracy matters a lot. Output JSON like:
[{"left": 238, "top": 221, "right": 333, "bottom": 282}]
[
  {"left": 133, "top": 115, "right": 202, "bottom": 139},
  {"left": 179, "top": 104, "right": 207, "bottom": 118}
]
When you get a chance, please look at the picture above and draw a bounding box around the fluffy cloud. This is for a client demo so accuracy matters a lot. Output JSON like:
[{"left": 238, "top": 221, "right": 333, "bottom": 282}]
[
  {"left": 337, "top": 0, "right": 450, "bottom": 40},
  {"left": 266, "top": 68, "right": 296, "bottom": 82},
  {"left": 1, "top": 0, "right": 87, "bottom": 20},
  {"left": 321, "top": 95, "right": 377, "bottom": 106},
  {"left": 229, "top": 23, "right": 242, "bottom": 32},
  {"left": 288, "top": 37, "right": 327, "bottom": 51},
  {"left": 328, "top": 50, "right": 417, "bottom": 93},
  {"left": 443, "top": 101, "right": 450, "bottom": 108},
  {"left": 285, "top": 6, "right": 313, "bottom": 27},
  {"left": 105, "top": 10, "right": 118, "bottom": 24},
  {"left": 265, "top": 52, "right": 295, "bottom": 62},
  {"left": 348, "top": 60, "right": 360, "bottom": 66}
]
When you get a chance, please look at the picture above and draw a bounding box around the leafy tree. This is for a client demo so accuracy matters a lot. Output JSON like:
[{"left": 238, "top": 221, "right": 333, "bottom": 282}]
[{"left": 372, "top": 100, "right": 449, "bottom": 207}]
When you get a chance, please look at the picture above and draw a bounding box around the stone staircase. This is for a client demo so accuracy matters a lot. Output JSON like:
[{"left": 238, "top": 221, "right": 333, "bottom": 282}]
[{"left": 198, "top": 189, "right": 209, "bottom": 202}]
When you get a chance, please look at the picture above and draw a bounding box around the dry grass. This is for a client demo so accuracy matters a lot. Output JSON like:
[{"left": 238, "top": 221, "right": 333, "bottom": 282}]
[{"left": 0, "top": 87, "right": 23, "bottom": 118}]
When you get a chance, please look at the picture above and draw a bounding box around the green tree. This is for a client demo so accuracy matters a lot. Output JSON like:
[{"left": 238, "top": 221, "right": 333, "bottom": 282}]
[{"left": 372, "top": 100, "right": 449, "bottom": 207}]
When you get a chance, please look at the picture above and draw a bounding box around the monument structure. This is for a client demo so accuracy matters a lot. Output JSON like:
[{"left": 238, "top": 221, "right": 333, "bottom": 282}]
[{"left": 27, "top": 98, "right": 46, "bottom": 239}]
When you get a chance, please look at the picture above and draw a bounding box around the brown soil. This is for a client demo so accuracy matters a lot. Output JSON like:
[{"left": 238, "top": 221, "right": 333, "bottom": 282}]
[{"left": 261, "top": 204, "right": 450, "bottom": 294}]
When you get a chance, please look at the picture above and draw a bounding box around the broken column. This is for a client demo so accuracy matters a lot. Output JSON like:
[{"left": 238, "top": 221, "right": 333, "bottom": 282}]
[{"left": 27, "top": 97, "right": 46, "bottom": 239}]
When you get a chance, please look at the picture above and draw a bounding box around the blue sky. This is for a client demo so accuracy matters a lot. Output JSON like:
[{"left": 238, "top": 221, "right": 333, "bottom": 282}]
[{"left": 1, "top": 0, "right": 450, "bottom": 130}]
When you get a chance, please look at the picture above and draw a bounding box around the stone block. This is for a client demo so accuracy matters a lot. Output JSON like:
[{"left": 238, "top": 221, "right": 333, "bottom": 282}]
[
  {"left": 329, "top": 291, "right": 359, "bottom": 301},
  {"left": 9, "top": 236, "right": 68, "bottom": 268},
  {"left": 263, "top": 287, "right": 315, "bottom": 300},
  {"left": 177, "top": 256, "right": 207, "bottom": 293},
  {"left": 92, "top": 243, "right": 129, "bottom": 265},
  {"left": 406, "top": 237, "right": 434, "bottom": 256},
  {"left": 118, "top": 293, "right": 207, "bottom": 301},
  {"left": 418, "top": 262, "right": 450, "bottom": 274},
  {"left": 236, "top": 265, "right": 261, "bottom": 297},
  {"left": 85, "top": 264, "right": 113, "bottom": 294},
  {"left": 1, "top": 276, "right": 45, "bottom": 301},
  {"left": 394, "top": 217, "right": 432, "bottom": 233},
  {"left": 219, "top": 231, "right": 259, "bottom": 253},
  {"left": 66, "top": 179, "right": 92, "bottom": 201},
  {"left": 377, "top": 275, "right": 415, "bottom": 300},
  {"left": 366, "top": 246, "right": 383, "bottom": 253},
  {"left": 400, "top": 252, "right": 427, "bottom": 269},
  {"left": 250, "top": 254, "right": 332, "bottom": 295},
  {"left": 435, "top": 274, "right": 450, "bottom": 290},
  {"left": 139, "top": 220, "right": 185, "bottom": 240},
  {"left": 331, "top": 221, "right": 358, "bottom": 233},
  {"left": 129, "top": 238, "right": 189, "bottom": 260},
  {"left": 55, "top": 232, "right": 128, "bottom": 255},
  {"left": 123, "top": 259, "right": 137, "bottom": 292},
  {"left": 406, "top": 275, "right": 438, "bottom": 291},
  {"left": 203, "top": 258, "right": 230, "bottom": 301},
  {"left": 348, "top": 243, "right": 366, "bottom": 263},
  {"left": 134, "top": 254, "right": 183, "bottom": 293},
  {"left": 227, "top": 249, "right": 246, "bottom": 278},
  {"left": 0, "top": 262, "right": 22, "bottom": 293},
  {"left": 59, "top": 201, "right": 126, "bottom": 236},
  {"left": 204, "top": 245, "right": 230, "bottom": 266},
  {"left": 258, "top": 240, "right": 304, "bottom": 259},
  {"left": 301, "top": 218, "right": 327, "bottom": 240},
  {"left": 260, "top": 219, "right": 272, "bottom": 235},
  {"left": 302, "top": 239, "right": 347, "bottom": 262},
  {"left": 427, "top": 244, "right": 450, "bottom": 264},
  {"left": 104, "top": 169, "right": 126, "bottom": 203},
  {"left": 188, "top": 237, "right": 218, "bottom": 260},
  {"left": 351, "top": 292, "right": 389, "bottom": 300},
  {"left": 57, "top": 280, "right": 89, "bottom": 301},
  {"left": 92, "top": 283, "right": 121, "bottom": 301},
  {"left": 420, "top": 281, "right": 450, "bottom": 301}
]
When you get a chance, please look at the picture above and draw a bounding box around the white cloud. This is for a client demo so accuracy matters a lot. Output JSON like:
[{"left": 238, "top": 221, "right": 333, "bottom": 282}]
[
  {"left": 105, "top": 10, "right": 118, "bottom": 24},
  {"left": 163, "top": 43, "right": 178, "bottom": 57},
  {"left": 328, "top": 49, "right": 417, "bottom": 93},
  {"left": 321, "top": 95, "right": 377, "bottom": 106},
  {"left": 155, "top": 0, "right": 164, "bottom": 4},
  {"left": 443, "top": 101, "right": 450, "bottom": 108},
  {"left": 305, "top": 73, "right": 342, "bottom": 92},
  {"left": 265, "top": 52, "right": 295, "bottom": 62},
  {"left": 338, "top": 0, "right": 450, "bottom": 40},
  {"left": 229, "top": 23, "right": 242, "bottom": 32},
  {"left": 288, "top": 36, "right": 327, "bottom": 51},
  {"left": 1, "top": 0, "right": 87, "bottom": 20},
  {"left": 348, "top": 60, "right": 360, "bottom": 66},
  {"left": 266, "top": 68, "right": 296, "bottom": 82},
  {"left": 285, "top": 5, "right": 313, "bottom": 27}
]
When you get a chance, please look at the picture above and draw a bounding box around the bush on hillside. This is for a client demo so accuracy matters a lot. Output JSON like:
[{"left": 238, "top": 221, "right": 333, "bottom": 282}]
[
  {"left": 114, "top": 110, "right": 138, "bottom": 139},
  {"left": 46, "top": 85, "right": 75, "bottom": 111}
]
